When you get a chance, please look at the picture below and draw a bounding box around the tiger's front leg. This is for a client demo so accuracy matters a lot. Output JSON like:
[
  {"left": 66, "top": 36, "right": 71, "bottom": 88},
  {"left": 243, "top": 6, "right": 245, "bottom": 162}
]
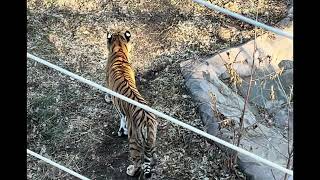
[
  {"left": 118, "top": 114, "right": 128, "bottom": 136},
  {"left": 105, "top": 94, "right": 128, "bottom": 136},
  {"left": 114, "top": 106, "right": 128, "bottom": 137},
  {"left": 104, "top": 94, "right": 112, "bottom": 104}
]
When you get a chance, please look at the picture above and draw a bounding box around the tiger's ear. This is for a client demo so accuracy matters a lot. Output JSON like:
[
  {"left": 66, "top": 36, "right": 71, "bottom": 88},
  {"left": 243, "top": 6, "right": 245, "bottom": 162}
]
[
  {"left": 107, "top": 32, "right": 112, "bottom": 43},
  {"left": 124, "top": 31, "right": 131, "bottom": 42}
]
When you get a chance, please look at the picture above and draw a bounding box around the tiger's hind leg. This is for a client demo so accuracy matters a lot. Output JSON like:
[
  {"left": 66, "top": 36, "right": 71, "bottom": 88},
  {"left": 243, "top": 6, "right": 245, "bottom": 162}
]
[
  {"left": 127, "top": 138, "right": 142, "bottom": 177},
  {"left": 141, "top": 144, "right": 156, "bottom": 178},
  {"left": 142, "top": 124, "right": 157, "bottom": 179}
]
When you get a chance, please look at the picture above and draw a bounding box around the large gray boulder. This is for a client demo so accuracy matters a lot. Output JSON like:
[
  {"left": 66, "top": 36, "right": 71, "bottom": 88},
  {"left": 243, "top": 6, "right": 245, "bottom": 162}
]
[{"left": 180, "top": 7, "right": 293, "bottom": 180}]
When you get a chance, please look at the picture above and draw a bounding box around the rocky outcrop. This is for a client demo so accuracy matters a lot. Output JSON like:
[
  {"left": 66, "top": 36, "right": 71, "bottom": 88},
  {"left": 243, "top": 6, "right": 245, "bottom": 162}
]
[{"left": 180, "top": 7, "right": 293, "bottom": 180}]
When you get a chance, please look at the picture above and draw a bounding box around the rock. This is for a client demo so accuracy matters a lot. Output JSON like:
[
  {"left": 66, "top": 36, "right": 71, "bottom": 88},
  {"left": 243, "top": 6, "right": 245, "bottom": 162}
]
[
  {"left": 238, "top": 75, "right": 286, "bottom": 109},
  {"left": 265, "top": 100, "right": 285, "bottom": 114},
  {"left": 181, "top": 60, "right": 257, "bottom": 131},
  {"left": 278, "top": 69, "right": 293, "bottom": 97},
  {"left": 237, "top": 123, "right": 291, "bottom": 180},
  {"left": 274, "top": 106, "right": 293, "bottom": 139},
  {"left": 236, "top": 66, "right": 293, "bottom": 113},
  {"left": 180, "top": 11, "right": 293, "bottom": 180},
  {"left": 279, "top": 6, "right": 293, "bottom": 27},
  {"left": 278, "top": 60, "right": 293, "bottom": 70},
  {"left": 238, "top": 158, "right": 285, "bottom": 180},
  {"left": 198, "top": 103, "right": 220, "bottom": 136},
  {"left": 274, "top": 108, "right": 290, "bottom": 126},
  {"left": 203, "top": 22, "right": 292, "bottom": 78}
]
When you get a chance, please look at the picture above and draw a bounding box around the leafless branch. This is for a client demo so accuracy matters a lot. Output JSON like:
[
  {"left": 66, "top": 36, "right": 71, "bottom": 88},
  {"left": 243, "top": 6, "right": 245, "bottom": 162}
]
[
  {"left": 271, "top": 169, "right": 277, "bottom": 180},
  {"left": 234, "top": 7, "right": 259, "bottom": 164},
  {"left": 284, "top": 147, "right": 293, "bottom": 180}
]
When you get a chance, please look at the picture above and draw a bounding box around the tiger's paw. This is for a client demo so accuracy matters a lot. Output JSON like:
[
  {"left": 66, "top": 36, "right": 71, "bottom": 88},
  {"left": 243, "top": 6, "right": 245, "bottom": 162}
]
[
  {"left": 117, "top": 128, "right": 128, "bottom": 137},
  {"left": 118, "top": 116, "right": 128, "bottom": 137},
  {"left": 104, "top": 94, "right": 112, "bottom": 104},
  {"left": 126, "top": 165, "right": 140, "bottom": 177}
]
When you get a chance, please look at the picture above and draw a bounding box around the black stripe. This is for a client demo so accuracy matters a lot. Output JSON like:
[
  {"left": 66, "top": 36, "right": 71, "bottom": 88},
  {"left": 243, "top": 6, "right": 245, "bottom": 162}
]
[
  {"left": 129, "top": 147, "right": 141, "bottom": 152},
  {"left": 132, "top": 108, "right": 143, "bottom": 118},
  {"left": 113, "top": 79, "right": 125, "bottom": 91},
  {"left": 130, "top": 139, "right": 143, "bottom": 148},
  {"left": 129, "top": 129, "right": 132, "bottom": 137},
  {"left": 111, "top": 44, "right": 116, "bottom": 51},
  {"left": 112, "top": 68, "right": 126, "bottom": 74},
  {"left": 140, "top": 126, "right": 146, "bottom": 141},
  {"left": 110, "top": 50, "right": 128, "bottom": 60},
  {"left": 137, "top": 112, "right": 145, "bottom": 127},
  {"left": 127, "top": 90, "right": 134, "bottom": 99},
  {"left": 110, "top": 53, "right": 117, "bottom": 60},
  {"left": 113, "top": 53, "right": 128, "bottom": 60},
  {"left": 110, "top": 66, "right": 123, "bottom": 73},
  {"left": 120, "top": 85, "right": 130, "bottom": 94},
  {"left": 133, "top": 167, "right": 141, "bottom": 176},
  {"left": 131, "top": 109, "right": 141, "bottom": 119},
  {"left": 115, "top": 81, "right": 127, "bottom": 92},
  {"left": 145, "top": 146, "right": 155, "bottom": 155},
  {"left": 145, "top": 112, "right": 156, "bottom": 119},
  {"left": 131, "top": 104, "right": 137, "bottom": 113},
  {"left": 110, "top": 72, "right": 118, "bottom": 80},
  {"left": 144, "top": 154, "right": 152, "bottom": 159},
  {"left": 113, "top": 75, "right": 123, "bottom": 82},
  {"left": 119, "top": 36, "right": 125, "bottom": 41},
  {"left": 136, "top": 96, "right": 146, "bottom": 103},
  {"left": 135, "top": 119, "right": 141, "bottom": 129},
  {"left": 111, "top": 63, "right": 123, "bottom": 68},
  {"left": 110, "top": 62, "right": 123, "bottom": 67}
]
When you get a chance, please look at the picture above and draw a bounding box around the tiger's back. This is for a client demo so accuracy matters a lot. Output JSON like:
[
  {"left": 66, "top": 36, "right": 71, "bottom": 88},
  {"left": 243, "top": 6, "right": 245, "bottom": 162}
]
[{"left": 105, "top": 31, "right": 158, "bottom": 179}]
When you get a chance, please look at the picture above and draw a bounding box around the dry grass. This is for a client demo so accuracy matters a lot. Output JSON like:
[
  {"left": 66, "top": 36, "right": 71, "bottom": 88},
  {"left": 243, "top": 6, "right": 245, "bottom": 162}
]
[{"left": 27, "top": 0, "right": 289, "bottom": 179}]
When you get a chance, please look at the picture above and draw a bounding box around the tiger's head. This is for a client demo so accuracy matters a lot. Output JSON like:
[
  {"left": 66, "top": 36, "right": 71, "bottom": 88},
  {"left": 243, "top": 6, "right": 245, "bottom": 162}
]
[{"left": 106, "top": 30, "right": 132, "bottom": 54}]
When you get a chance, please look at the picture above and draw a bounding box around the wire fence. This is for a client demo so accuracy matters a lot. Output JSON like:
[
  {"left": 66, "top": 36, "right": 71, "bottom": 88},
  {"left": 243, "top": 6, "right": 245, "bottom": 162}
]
[
  {"left": 192, "top": 0, "right": 293, "bottom": 39},
  {"left": 27, "top": 149, "right": 91, "bottom": 180},
  {"left": 27, "top": 53, "right": 293, "bottom": 176},
  {"left": 27, "top": 1, "right": 293, "bottom": 179}
]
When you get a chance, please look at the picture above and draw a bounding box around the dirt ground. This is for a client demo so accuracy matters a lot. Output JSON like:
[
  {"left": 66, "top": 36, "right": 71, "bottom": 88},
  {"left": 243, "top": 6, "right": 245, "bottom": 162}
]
[{"left": 27, "top": 0, "right": 289, "bottom": 179}]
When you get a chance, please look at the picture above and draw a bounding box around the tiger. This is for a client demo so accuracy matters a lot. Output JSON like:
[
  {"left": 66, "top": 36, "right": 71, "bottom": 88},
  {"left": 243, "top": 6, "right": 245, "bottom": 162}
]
[{"left": 104, "top": 30, "right": 158, "bottom": 179}]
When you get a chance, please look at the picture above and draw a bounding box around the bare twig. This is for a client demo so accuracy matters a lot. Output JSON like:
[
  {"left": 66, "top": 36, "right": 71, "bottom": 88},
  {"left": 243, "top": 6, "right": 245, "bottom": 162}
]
[
  {"left": 283, "top": 69, "right": 294, "bottom": 180},
  {"left": 236, "top": 31, "right": 257, "bottom": 146},
  {"left": 284, "top": 147, "right": 293, "bottom": 180},
  {"left": 234, "top": 7, "right": 259, "bottom": 164},
  {"left": 271, "top": 169, "right": 277, "bottom": 180},
  {"left": 233, "top": 49, "right": 243, "bottom": 63},
  {"left": 284, "top": 106, "right": 293, "bottom": 180}
]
